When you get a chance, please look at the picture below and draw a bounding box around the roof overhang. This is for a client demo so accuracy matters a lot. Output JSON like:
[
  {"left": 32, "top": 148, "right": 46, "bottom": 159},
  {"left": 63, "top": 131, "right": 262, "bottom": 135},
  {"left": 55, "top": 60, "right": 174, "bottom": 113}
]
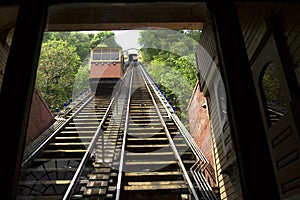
[{"left": 46, "top": 2, "right": 207, "bottom": 31}]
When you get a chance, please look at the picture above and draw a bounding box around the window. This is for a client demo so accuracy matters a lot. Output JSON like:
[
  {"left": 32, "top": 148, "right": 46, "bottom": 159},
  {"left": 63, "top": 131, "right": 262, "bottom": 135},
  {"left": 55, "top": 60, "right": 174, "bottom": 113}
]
[
  {"left": 111, "top": 50, "right": 120, "bottom": 60},
  {"left": 261, "top": 62, "right": 288, "bottom": 126},
  {"left": 101, "top": 49, "right": 110, "bottom": 60},
  {"left": 92, "top": 50, "right": 101, "bottom": 60},
  {"left": 215, "top": 77, "right": 227, "bottom": 127}
]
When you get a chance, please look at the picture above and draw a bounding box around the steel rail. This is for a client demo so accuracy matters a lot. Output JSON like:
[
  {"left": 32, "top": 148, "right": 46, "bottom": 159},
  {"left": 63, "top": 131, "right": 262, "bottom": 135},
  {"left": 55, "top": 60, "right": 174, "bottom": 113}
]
[
  {"left": 62, "top": 94, "right": 116, "bottom": 200},
  {"left": 140, "top": 64, "right": 217, "bottom": 200},
  {"left": 21, "top": 94, "right": 96, "bottom": 167},
  {"left": 140, "top": 64, "right": 209, "bottom": 163},
  {"left": 143, "top": 65, "right": 212, "bottom": 166},
  {"left": 115, "top": 66, "right": 134, "bottom": 200},
  {"left": 138, "top": 65, "right": 200, "bottom": 200},
  {"left": 140, "top": 64, "right": 207, "bottom": 163},
  {"left": 62, "top": 71, "right": 126, "bottom": 200},
  {"left": 141, "top": 67, "right": 174, "bottom": 118}
]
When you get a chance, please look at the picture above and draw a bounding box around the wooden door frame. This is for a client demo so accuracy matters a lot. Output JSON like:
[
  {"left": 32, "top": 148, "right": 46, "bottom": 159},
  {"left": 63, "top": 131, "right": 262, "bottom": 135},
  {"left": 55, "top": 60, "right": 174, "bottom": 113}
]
[{"left": 207, "top": 1, "right": 280, "bottom": 199}]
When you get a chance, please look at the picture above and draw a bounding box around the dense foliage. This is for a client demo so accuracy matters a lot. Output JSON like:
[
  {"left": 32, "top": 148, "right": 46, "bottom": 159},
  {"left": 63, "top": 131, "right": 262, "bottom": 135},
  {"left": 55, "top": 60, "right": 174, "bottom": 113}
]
[
  {"left": 37, "top": 31, "right": 118, "bottom": 114},
  {"left": 37, "top": 29, "right": 201, "bottom": 127},
  {"left": 43, "top": 32, "right": 93, "bottom": 63},
  {"left": 90, "top": 31, "right": 120, "bottom": 48},
  {"left": 139, "top": 29, "right": 201, "bottom": 129}
]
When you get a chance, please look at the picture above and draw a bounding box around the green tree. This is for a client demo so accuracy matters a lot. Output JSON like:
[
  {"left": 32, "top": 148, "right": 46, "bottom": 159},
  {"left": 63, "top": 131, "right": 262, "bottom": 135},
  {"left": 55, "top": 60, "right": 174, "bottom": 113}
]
[
  {"left": 38, "top": 30, "right": 120, "bottom": 114},
  {"left": 144, "top": 61, "right": 193, "bottom": 128},
  {"left": 72, "top": 63, "right": 90, "bottom": 98},
  {"left": 36, "top": 39, "right": 81, "bottom": 114},
  {"left": 139, "top": 29, "right": 200, "bottom": 86},
  {"left": 90, "top": 31, "right": 120, "bottom": 48},
  {"left": 138, "top": 29, "right": 201, "bottom": 129},
  {"left": 43, "top": 31, "right": 92, "bottom": 62}
]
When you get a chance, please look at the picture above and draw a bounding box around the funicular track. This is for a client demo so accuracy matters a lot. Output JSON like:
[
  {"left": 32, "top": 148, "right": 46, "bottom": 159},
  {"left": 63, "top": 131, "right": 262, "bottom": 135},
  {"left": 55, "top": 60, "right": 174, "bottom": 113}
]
[
  {"left": 16, "top": 92, "right": 114, "bottom": 200},
  {"left": 117, "top": 65, "right": 197, "bottom": 200},
  {"left": 16, "top": 63, "right": 218, "bottom": 200}
]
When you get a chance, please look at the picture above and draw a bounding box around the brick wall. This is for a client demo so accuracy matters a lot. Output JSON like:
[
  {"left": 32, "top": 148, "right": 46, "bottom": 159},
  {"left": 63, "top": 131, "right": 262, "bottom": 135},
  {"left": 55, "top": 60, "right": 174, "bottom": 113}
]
[
  {"left": 188, "top": 83, "right": 214, "bottom": 168},
  {"left": 26, "top": 88, "right": 54, "bottom": 146}
]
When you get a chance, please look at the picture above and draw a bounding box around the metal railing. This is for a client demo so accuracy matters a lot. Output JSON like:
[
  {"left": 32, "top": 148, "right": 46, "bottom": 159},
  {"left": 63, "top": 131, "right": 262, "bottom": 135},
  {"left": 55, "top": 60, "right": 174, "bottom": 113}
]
[
  {"left": 140, "top": 64, "right": 218, "bottom": 200},
  {"left": 138, "top": 65, "right": 200, "bottom": 200}
]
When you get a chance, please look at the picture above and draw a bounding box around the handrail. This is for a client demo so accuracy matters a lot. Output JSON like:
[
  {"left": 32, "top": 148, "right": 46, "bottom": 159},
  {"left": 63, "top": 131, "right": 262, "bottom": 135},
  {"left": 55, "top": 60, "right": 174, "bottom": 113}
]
[
  {"left": 138, "top": 65, "right": 200, "bottom": 200},
  {"left": 140, "top": 64, "right": 218, "bottom": 200},
  {"left": 140, "top": 65, "right": 208, "bottom": 163},
  {"left": 115, "top": 66, "right": 134, "bottom": 200},
  {"left": 141, "top": 64, "right": 209, "bottom": 162},
  {"left": 191, "top": 161, "right": 217, "bottom": 200}
]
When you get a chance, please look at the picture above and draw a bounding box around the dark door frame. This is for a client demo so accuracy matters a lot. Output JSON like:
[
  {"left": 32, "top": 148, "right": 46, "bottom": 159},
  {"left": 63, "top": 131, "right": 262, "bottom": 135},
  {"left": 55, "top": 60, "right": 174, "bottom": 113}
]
[
  {"left": 207, "top": 1, "right": 280, "bottom": 199},
  {"left": 0, "top": 1, "right": 280, "bottom": 199}
]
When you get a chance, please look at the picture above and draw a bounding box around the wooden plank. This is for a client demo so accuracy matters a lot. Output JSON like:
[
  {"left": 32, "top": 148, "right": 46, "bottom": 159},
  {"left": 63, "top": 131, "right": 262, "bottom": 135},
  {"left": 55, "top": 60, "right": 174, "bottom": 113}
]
[
  {"left": 83, "top": 188, "right": 107, "bottom": 195},
  {"left": 64, "top": 126, "right": 99, "bottom": 129},
  {"left": 127, "top": 180, "right": 186, "bottom": 186},
  {"left": 60, "top": 131, "right": 95, "bottom": 134},
  {"left": 54, "top": 136, "right": 93, "bottom": 140},
  {"left": 48, "top": 142, "right": 90, "bottom": 146},
  {"left": 86, "top": 180, "right": 108, "bottom": 187},
  {"left": 125, "top": 171, "right": 181, "bottom": 176},
  {"left": 126, "top": 152, "right": 173, "bottom": 156},
  {"left": 42, "top": 149, "right": 86, "bottom": 153},
  {"left": 127, "top": 144, "right": 186, "bottom": 148},
  {"left": 124, "top": 181, "right": 188, "bottom": 190},
  {"left": 89, "top": 174, "right": 110, "bottom": 180},
  {"left": 127, "top": 144, "right": 170, "bottom": 148},
  {"left": 127, "top": 132, "right": 166, "bottom": 136},
  {"left": 126, "top": 161, "right": 177, "bottom": 165},
  {"left": 127, "top": 138, "right": 168, "bottom": 141},
  {"left": 127, "top": 137, "right": 183, "bottom": 141},
  {"left": 69, "top": 122, "right": 100, "bottom": 125}
]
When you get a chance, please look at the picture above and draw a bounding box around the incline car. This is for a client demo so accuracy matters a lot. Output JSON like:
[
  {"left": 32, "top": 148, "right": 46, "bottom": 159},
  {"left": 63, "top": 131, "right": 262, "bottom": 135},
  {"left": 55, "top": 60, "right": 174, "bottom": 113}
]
[{"left": 89, "top": 46, "right": 124, "bottom": 94}]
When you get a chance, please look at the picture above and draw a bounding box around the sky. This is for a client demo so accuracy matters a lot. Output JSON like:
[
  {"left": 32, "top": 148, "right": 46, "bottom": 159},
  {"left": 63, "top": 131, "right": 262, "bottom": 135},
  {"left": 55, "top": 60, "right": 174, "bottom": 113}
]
[
  {"left": 113, "top": 30, "right": 142, "bottom": 51},
  {"left": 81, "top": 29, "right": 142, "bottom": 50}
]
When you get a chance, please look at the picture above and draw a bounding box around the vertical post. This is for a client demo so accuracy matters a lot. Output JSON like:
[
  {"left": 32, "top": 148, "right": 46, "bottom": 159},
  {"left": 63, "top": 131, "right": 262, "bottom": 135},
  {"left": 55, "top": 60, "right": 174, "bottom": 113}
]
[
  {"left": 0, "top": 1, "right": 48, "bottom": 199},
  {"left": 206, "top": 1, "right": 280, "bottom": 199}
]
